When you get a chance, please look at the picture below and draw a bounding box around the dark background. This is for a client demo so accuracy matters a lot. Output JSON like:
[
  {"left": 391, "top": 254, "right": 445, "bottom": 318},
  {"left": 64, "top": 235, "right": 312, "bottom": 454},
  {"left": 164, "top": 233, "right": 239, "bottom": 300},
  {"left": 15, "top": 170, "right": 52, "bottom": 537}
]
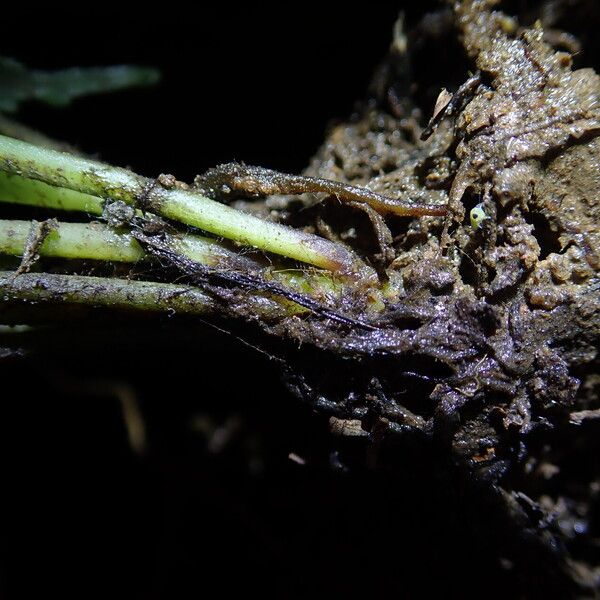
[
  {"left": 0, "top": 3, "right": 549, "bottom": 599},
  {"left": 3, "top": 5, "right": 418, "bottom": 177}
]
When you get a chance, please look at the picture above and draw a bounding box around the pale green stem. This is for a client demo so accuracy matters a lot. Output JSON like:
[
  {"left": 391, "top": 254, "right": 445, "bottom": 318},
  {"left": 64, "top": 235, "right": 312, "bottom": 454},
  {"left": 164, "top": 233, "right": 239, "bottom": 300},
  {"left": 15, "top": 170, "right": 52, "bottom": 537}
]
[
  {"left": 0, "top": 171, "right": 104, "bottom": 214},
  {"left": 0, "top": 270, "right": 214, "bottom": 316},
  {"left": 0, "top": 219, "right": 142, "bottom": 262},
  {"left": 0, "top": 134, "right": 359, "bottom": 273},
  {"left": 0, "top": 173, "right": 264, "bottom": 269},
  {"left": 0, "top": 219, "right": 345, "bottom": 306},
  {"left": 0, "top": 271, "right": 306, "bottom": 322},
  {"left": 0, "top": 218, "right": 256, "bottom": 268}
]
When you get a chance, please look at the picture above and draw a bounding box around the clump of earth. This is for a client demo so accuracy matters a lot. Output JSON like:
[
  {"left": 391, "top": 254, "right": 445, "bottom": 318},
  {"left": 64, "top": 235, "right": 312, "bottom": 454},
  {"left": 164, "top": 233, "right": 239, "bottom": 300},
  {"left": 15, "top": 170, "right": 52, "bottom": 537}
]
[{"left": 239, "top": 0, "right": 600, "bottom": 593}]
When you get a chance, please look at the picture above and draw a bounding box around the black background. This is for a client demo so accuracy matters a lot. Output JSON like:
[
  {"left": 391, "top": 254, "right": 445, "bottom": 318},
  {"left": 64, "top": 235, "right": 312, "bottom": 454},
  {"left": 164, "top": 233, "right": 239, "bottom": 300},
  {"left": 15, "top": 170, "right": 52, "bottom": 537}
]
[
  {"left": 0, "top": 3, "right": 539, "bottom": 599},
  {"left": 2, "top": 5, "right": 417, "bottom": 177}
]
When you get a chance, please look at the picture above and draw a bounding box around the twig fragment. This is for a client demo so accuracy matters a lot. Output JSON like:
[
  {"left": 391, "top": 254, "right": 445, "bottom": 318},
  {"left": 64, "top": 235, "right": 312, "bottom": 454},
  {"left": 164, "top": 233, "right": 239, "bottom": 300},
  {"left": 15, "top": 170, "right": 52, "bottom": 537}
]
[
  {"left": 15, "top": 218, "right": 58, "bottom": 275},
  {"left": 421, "top": 72, "right": 482, "bottom": 140}
]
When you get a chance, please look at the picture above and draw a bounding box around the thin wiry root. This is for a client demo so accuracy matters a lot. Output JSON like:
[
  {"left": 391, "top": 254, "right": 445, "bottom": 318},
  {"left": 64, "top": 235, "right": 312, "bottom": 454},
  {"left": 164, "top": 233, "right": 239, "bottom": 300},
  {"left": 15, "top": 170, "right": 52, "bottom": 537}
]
[
  {"left": 348, "top": 201, "right": 395, "bottom": 265},
  {"left": 133, "top": 230, "right": 377, "bottom": 331}
]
